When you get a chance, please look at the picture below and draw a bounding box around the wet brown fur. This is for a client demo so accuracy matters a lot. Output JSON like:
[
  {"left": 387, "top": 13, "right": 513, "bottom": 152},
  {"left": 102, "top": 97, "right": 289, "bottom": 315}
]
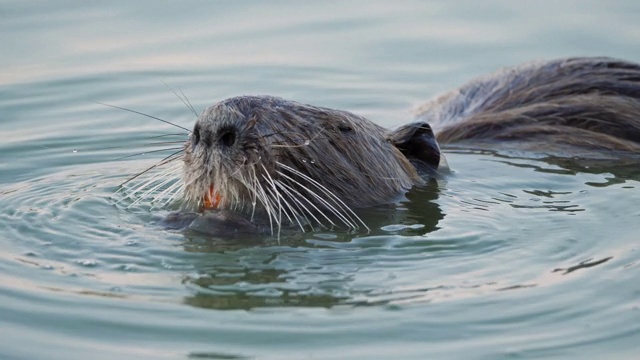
[
  {"left": 416, "top": 57, "right": 640, "bottom": 152},
  {"left": 181, "top": 57, "right": 640, "bottom": 228},
  {"left": 182, "top": 97, "right": 435, "bottom": 220}
]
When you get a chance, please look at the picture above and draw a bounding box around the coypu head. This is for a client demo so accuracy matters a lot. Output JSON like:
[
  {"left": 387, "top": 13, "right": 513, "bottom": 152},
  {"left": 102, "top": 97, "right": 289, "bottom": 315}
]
[{"left": 182, "top": 96, "right": 441, "bottom": 232}]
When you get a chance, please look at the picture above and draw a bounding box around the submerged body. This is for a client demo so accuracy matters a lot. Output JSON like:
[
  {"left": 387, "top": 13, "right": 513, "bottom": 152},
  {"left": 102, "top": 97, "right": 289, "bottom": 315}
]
[{"left": 175, "top": 57, "right": 640, "bottom": 234}]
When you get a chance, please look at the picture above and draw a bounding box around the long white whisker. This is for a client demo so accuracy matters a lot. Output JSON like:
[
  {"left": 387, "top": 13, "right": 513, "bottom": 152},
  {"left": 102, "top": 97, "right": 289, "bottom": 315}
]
[
  {"left": 275, "top": 177, "right": 335, "bottom": 228},
  {"left": 115, "top": 151, "right": 184, "bottom": 196},
  {"left": 117, "top": 156, "right": 184, "bottom": 208},
  {"left": 274, "top": 181, "right": 319, "bottom": 231},
  {"left": 155, "top": 176, "right": 184, "bottom": 206},
  {"left": 124, "top": 160, "right": 180, "bottom": 197},
  {"left": 262, "top": 176, "right": 307, "bottom": 233},
  {"left": 249, "top": 165, "right": 258, "bottom": 221},
  {"left": 240, "top": 172, "right": 276, "bottom": 236},
  {"left": 161, "top": 80, "right": 198, "bottom": 117},
  {"left": 277, "top": 171, "right": 353, "bottom": 229},
  {"left": 277, "top": 162, "right": 369, "bottom": 231},
  {"left": 129, "top": 174, "right": 177, "bottom": 207},
  {"left": 161, "top": 182, "right": 185, "bottom": 207},
  {"left": 261, "top": 165, "right": 285, "bottom": 240}
]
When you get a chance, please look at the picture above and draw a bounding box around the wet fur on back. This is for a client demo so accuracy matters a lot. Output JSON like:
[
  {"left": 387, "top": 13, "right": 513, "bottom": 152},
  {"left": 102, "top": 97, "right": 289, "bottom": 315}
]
[{"left": 416, "top": 57, "right": 640, "bottom": 152}]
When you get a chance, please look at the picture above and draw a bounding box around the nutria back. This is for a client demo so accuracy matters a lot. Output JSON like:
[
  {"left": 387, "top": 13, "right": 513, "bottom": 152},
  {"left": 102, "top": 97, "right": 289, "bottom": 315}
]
[{"left": 415, "top": 57, "right": 640, "bottom": 153}]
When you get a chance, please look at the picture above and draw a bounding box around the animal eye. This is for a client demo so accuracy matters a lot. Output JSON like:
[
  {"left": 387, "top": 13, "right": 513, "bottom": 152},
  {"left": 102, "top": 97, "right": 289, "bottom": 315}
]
[
  {"left": 219, "top": 129, "right": 236, "bottom": 147},
  {"left": 338, "top": 124, "right": 353, "bottom": 132}
]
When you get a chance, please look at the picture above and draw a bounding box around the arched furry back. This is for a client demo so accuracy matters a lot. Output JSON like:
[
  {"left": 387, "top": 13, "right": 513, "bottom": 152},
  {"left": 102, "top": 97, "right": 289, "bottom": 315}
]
[{"left": 415, "top": 57, "right": 640, "bottom": 152}]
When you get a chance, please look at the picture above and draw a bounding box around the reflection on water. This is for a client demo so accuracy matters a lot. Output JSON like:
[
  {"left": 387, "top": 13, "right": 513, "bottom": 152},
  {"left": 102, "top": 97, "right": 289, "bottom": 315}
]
[
  {"left": 175, "top": 178, "right": 446, "bottom": 310},
  {"left": 168, "top": 150, "right": 640, "bottom": 311}
]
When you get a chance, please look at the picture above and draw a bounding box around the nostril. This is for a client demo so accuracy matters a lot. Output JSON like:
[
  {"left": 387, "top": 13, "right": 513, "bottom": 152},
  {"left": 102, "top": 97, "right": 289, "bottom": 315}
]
[
  {"left": 220, "top": 130, "right": 236, "bottom": 147},
  {"left": 192, "top": 125, "right": 201, "bottom": 146}
]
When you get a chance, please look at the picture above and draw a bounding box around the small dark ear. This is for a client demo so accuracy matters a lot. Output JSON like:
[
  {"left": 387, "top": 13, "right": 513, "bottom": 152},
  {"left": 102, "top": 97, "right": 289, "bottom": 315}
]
[{"left": 388, "top": 122, "right": 441, "bottom": 175}]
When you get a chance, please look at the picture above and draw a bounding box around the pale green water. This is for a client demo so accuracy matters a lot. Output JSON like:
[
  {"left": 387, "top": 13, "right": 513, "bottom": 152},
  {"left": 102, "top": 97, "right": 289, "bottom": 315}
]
[{"left": 1, "top": 1, "right": 640, "bottom": 359}]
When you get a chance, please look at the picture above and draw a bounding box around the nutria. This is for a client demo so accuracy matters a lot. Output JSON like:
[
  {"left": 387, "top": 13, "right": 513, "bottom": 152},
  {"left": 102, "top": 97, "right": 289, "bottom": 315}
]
[{"left": 130, "top": 57, "right": 640, "bottom": 235}]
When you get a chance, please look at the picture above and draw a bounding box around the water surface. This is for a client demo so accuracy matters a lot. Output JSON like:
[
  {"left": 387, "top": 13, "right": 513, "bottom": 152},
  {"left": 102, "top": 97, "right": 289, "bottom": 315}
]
[{"left": 1, "top": 2, "right": 640, "bottom": 359}]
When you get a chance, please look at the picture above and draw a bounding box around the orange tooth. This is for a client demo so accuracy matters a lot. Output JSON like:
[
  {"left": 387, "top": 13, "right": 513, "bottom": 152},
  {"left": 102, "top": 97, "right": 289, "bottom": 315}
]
[{"left": 203, "top": 185, "right": 222, "bottom": 209}]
